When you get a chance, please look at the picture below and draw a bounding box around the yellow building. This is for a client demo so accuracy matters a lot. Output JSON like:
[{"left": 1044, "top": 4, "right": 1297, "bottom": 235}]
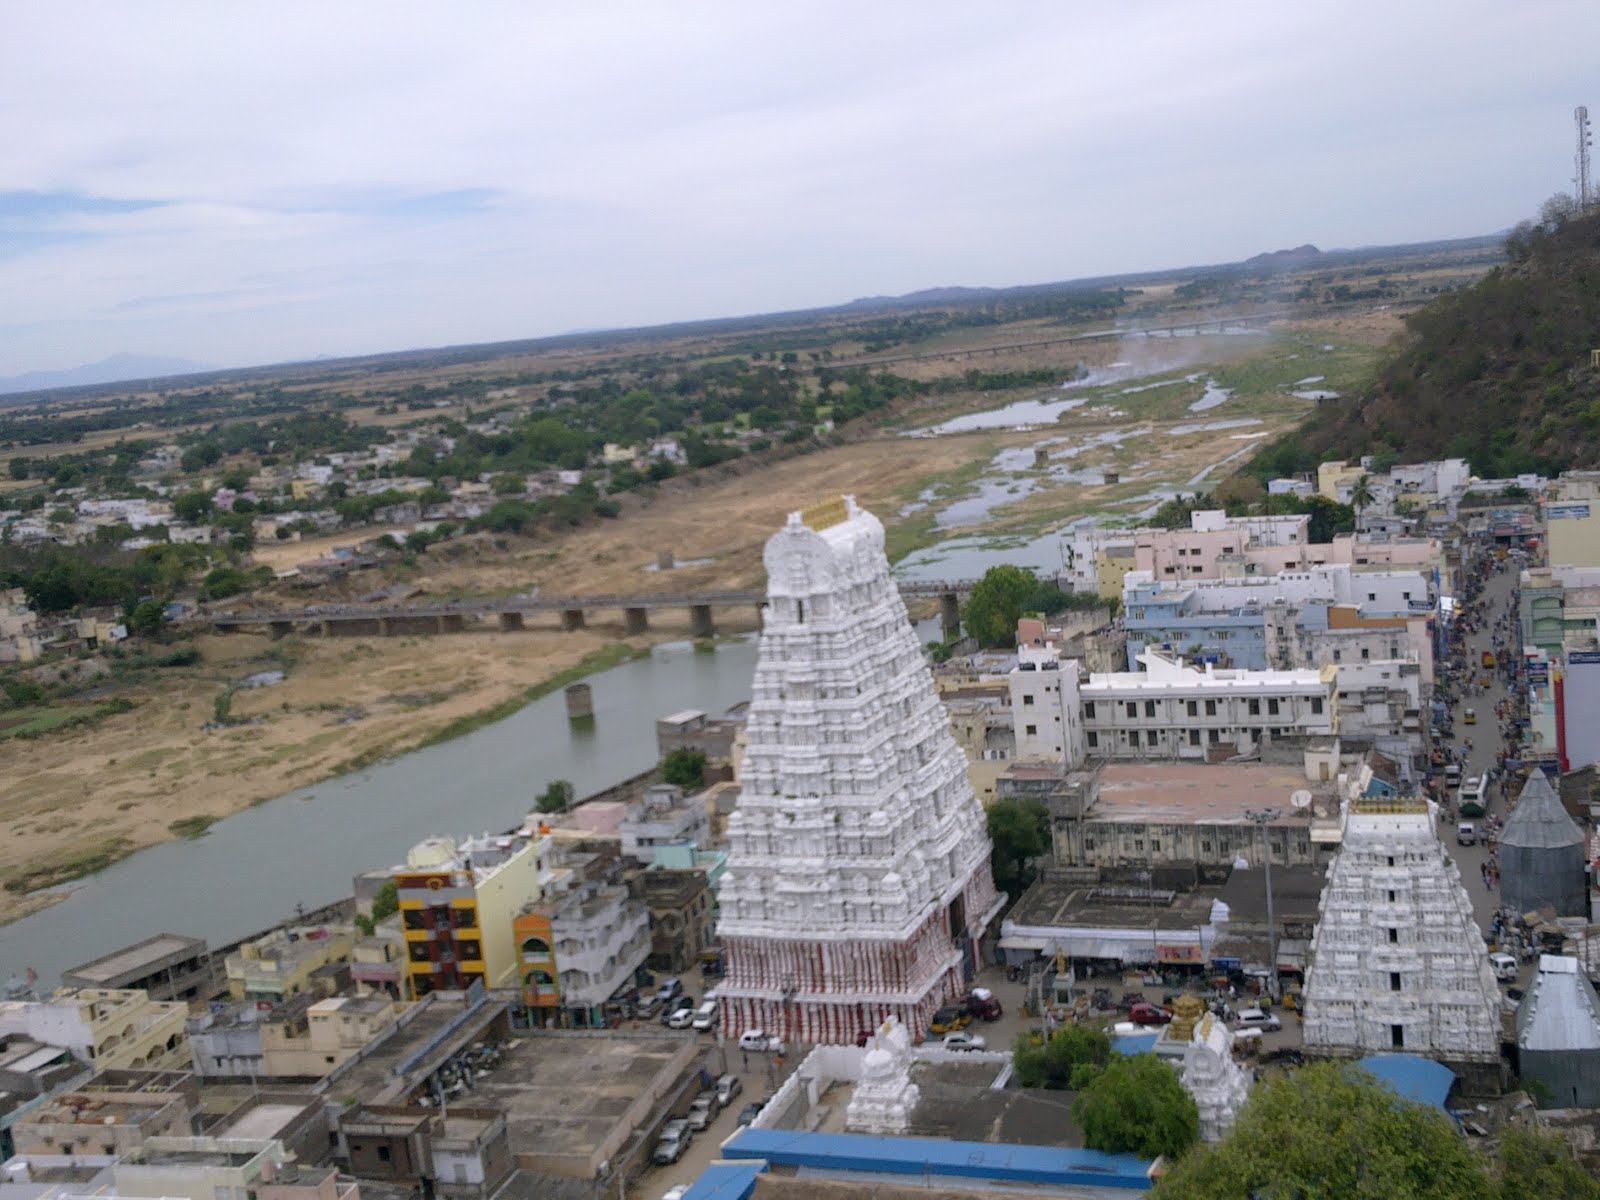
[
  {"left": 290, "top": 478, "right": 322, "bottom": 501},
  {"left": 260, "top": 994, "right": 399, "bottom": 1077},
  {"left": 394, "top": 833, "right": 547, "bottom": 996},
  {"left": 1096, "top": 543, "right": 1137, "bottom": 602},
  {"left": 1317, "top": 460, "right": 1366, "bottom": 501},
  {"left": 225, "top": 926, "right": 357, "bottom": 1003},
  {"left": 0, "top": 988, "right": 189, "bottom": 1071}
]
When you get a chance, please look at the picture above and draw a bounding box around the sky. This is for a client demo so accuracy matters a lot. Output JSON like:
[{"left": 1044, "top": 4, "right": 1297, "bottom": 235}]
[{"left": 2, "top": 1, "right": 1597, "bottom": 377}]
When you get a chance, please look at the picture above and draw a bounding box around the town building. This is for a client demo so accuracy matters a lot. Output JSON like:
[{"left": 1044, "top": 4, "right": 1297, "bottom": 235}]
[
  {"left": 1515, "top": 955, "right": 1600, "bottom": 1109},
  {"left": 1545, "top": 473, "right": 1600, "bottom": 569},
  {"left": 628, "top": 868, "right": 715, "bottom": 974},
  {"left": 390, "top": 832, "right": 548, "bottom": 995},
  {"left": 187, "top": 993, "right": 399, "bottom": 1079},
  {"left": 1324, "top": 656, "right": 1427, "bottom": 767},
  {"left": 1302, "top": 793, "right": 1501, "bottom": 1081},
  {"left": 62, "top": 934, "right": 215, "bottom": 1004},
  {"left": 226, "top": 926, "right": 358, "bottom": 1003},
  {"left": 11, "top": 1069, "right": 196, "bottom": 1160},
  {"left": 717, "top": 497, "right": 1002, "bottom": 1043},
  {"left": 1498, "top": 773, "right": 1588, "bottom": 918},
  {"left": 0, "top": 989, "right": 189, "bottom": 1072},
  {"left": 1079, "top": 651, "right": 1337, "bottom": 763},
  {"left": 339, "top": 1106, "right": 511, "bottom": 1200},
  {"left": 511, "top": 848, "right": 650, "bottom": 1028},
  {"left": 617, "top": 783, "right": 711, "bottom": 865}
]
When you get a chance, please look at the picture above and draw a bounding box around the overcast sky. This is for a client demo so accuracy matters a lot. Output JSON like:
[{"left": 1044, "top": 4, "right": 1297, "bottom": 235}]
[{"left": 2, "top": 1, "right": 1596, "bottom": 376}]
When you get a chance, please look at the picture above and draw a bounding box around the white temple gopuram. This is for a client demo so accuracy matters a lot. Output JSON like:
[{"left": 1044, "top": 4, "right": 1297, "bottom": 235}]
[
  {"left": 1302, "top": 794, "right": 1500, "bottom": 1067},
  {"left": 716, "top": 496, "right": 1003, "bottom": 1043}
]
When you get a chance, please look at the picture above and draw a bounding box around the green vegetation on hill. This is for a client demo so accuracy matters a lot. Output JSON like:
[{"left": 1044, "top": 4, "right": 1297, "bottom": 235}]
[{"left": 1255, "top": 202, "right": 1600, "bottom": 480}]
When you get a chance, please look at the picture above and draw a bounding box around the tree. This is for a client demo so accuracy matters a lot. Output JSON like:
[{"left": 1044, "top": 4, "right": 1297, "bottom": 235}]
[
  {"left": 8, "top": 457, "right": 28, "bottom": 481},
  {"left": 1012, "top": 1023, "right": 1109, "bottom": 1089},
  {"left": 126, "top": 599, "right": 167, "bottom": 637},
  {"left": 1301, "top": 494, "right": 1356, "bottom": 543},
  {"left": 1151, "top": 1062, "right": 1493, "bottom": 1200},
  {"left": 986, "top": 797, "right": 1049, "bottom": 901},
  {"left": 1074, "top": 1054, "right": 1199, "bottom": 1161},
  {"left": 173, "top": 491, "right": 214, "bottom": 523},
  {"left": 356, "top": 879, "right": 400, "bottom": 936},
  {"left": 661, "top": 747, "right": 707, "bottom": 790},
  {"left": 1496, "top": 1126, "right": 1600, "bottom": 1200},
  {"left": 536, "top": 780, "right": 574, "bottom": 814},
  {"left": 1349, "top": 473, "right": 1375, "bottom": 519},
  {"left": 964, "top": 564, "right": 1040, "bottom": 647}
]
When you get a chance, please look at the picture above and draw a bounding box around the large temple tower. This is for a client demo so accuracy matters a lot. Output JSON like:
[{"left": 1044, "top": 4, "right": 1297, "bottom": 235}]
[{"left": 716, "top": 496, "right": 1002, "bottom": 1043}]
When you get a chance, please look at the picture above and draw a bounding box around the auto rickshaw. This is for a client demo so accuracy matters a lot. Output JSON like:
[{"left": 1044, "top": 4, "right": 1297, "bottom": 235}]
[{"left": 1464, "top": 708, "right": 1477, "bottom": 725}]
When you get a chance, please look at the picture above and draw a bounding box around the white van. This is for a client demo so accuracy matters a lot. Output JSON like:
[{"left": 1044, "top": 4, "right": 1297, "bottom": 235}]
[
  {"left": 1489, "top": 952, "right": 1519, "bottom": 983},
  {"left": 1456, "top": 822, "right": 1477, "bottom": 846}
]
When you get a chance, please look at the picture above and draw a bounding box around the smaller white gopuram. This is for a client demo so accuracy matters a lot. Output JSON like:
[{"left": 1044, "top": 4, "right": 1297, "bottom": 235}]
[
  {"left": 845, "top": 1015, "right": 920, "bottom": 1136},
  {"left": 1180, "top": 1013, "right": 1253, "bottom": 1142},
  {"left": 1302, "top": 793, "right": 1500, "bottom": 1063}
]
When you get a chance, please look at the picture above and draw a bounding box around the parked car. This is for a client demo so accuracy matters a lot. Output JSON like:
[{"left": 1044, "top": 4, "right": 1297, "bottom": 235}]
[
  {"left": 653, "top": 977, "right": 683, "bottom": 1005},
  {"left": 692, "top": 1001, "right": 719, "bottom": 1032},
  {"left": 661, "top": 994, "right": 695, "bottom": 1025},
  {"left": 687, "top": 1095, "right": 717, "bottom": 1131},
  {"left": 1489, "top": 952, "right": 1519, "bottom": 982},
  {"left": 667, "top": 1004, "right": 698, "bottom": 1030},
  {"left": 736, "top": 1101, "right": 764, "bottom": 1127},
  {"left": 930, "top": 1005, "right": 971, "bottom": 1034},
  {"left": 1128, "top": 1002, "right": 1173, "bottom": 1026},
  {"left": 1233, "top": 1007, "right": 1282, "bottom": 1032},
  {"left": 716, "top": 1074, "right": 742, "bottom": 1107},
  {"left": 652, "top": 1119, "right": 691, "bottom": 1165},
  {"left": 738, "top": 1029, "right": 784, "bottom": 1053},
  {"left": 941, "top": 1031, "right": 987, "bottom": 1051}
]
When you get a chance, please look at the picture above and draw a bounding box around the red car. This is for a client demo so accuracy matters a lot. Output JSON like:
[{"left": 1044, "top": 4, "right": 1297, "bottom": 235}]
[{"left": 1128, "top": 1002, "right": 1173, "bottom": 1026}]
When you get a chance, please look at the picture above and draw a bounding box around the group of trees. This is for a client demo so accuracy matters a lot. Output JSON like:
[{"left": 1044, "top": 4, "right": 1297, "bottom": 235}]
[
  {"left": 1148, "top": 488, "right": 1356, "bottom": 542},
  {"left": 962, "top": 564, "right": 1099, "bottom": 648},
  {"left": 986, "top": 798, "right": 1049, "bottom": 902},
  {"left": 1152, "top": 1062, "right": 1599, "bottom": 1199}
]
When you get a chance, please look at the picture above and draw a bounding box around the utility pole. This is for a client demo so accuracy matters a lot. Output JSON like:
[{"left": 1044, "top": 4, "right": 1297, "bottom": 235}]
[
  {"left": 1576, "top": 105, "right": 1593, "bottom": 210},
  {"left": 1244, "top": 809, "right": 1279, "bottom": 1002}
]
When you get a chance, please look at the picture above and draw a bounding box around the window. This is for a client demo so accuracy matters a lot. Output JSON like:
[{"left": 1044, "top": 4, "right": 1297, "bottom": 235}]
[
  {"left": 1248, "top": 699, "right": 1261, "bottom": 716},
  {"left": 1205, "top": 700, "right": 1217, "bottom": 716},
  {"left": 1332, "top": 649, "right": 1342, "bottom": 663},
  {"left": 1388, "top": 928, "right": 1398, "bottom": 944},
  {"left": 1023, "top": 694, "right": 1035, "bottom": 706},
  {"left": 1367, "top": 593, "right": 1377, "bottom": 602},
  {"left": 1267, "top": 698, "right": 1280, "bottom": 716},
  {"left": 1025, "top": 724, "right": 1037, "bottom": 736},
  {"left": 1084, "top": 838, "right": 1095, "bottom": 851},
  {"left": 377, "top": 1146, "right": 392, "bottom": 1164},
  {"left": 1201, "top": 840, "right": 1212, "bottom": 852},
  {"left": 1084, "top": 702, "right": 1096, "bottom": 719},
  {"left": 1387, "top": 889, "right": 1396, "bottom": 903},
  {"left": 1125, "top": 702, "right": 1138, "bottom": 718},
  {"left": 1389, "top": 972, "right": 1402, "bottom": 992},
  {"left": 1186, "top": 700, "right": 1198, "bottom": 717},
  {"left": 1311, "top": 698, "right": 1324, "bottom": 714},
  {"left": 1361, "top": 647, "right": 1370, "bottom": 660},
  {"left": 1188, "top": 730, "right": 1201, "bottom": 746},
  {"left": 1134, "top": 839, "right": 1144, "bottom": 851},
  {"left": 1146, "top": 730, "right": 1159, "bottom": 746},
  {"left": 1144, "top": 700, "right": 1157, "bottom": 717},
  {"left": 1208, "top": 729, "right": 1220, "bottom": 744},
  {"left": 1387, "top": 856, "right": 1395, "bottom": 867},
  {"left": 1087, "top": 732, "right": 1099, "bottom": 748},
  {"left": 1390, "top": 1025, "right": 1405, "bottom": 1049}
]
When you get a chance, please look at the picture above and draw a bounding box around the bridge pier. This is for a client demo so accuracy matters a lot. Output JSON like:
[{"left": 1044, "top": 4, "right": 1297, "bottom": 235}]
[
  {"left": 378, "top": 617, "right": 391, "bottom": 637},
  {"left": 440, "top": 614, "right": 465, "bottom": 633},
  {"left": 319, "top": 620, "right": 332, "bottom": 637},
  {"left": 624, "top": 607, "right": 649, "bottom": 636},
  {"left": 940, "top": 592, "right": 961, "bottom": 641},
  {"left": 690, "top": 604, "right": 715, "bottom": 639},
  {"left": 754, "top": 603, "right": 766, "bottom": 632},
  {"left": 498, "top": 611, "right": 524, "bottom": 632},
  {"left": 562, "top": 608, "right": 586, "bottom": 632},
  {"left": 270, "top": 621, "right": 293, "bottom": 641}
]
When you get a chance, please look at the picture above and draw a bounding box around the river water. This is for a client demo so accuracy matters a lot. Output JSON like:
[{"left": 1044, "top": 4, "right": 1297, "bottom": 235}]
[{"left": 3, "top": 638, "right": 762, "bottom": 985}]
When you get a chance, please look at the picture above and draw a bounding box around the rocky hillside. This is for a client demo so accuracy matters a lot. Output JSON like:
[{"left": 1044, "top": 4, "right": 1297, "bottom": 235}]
[{"left": 1256, "top": 207, "right": 1600, "bottom": 479}]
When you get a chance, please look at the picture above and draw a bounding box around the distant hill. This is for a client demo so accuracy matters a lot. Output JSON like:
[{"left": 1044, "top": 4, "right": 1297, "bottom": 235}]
[
  {"left": 1243, "top": 244, "right": 1323, "bottom": 272},
  {"left": 1253, "top": 211, "right": 1600, "bottom": 480},
  {"left": 0, "top": 353, "right": 213, "bottom": 397}
]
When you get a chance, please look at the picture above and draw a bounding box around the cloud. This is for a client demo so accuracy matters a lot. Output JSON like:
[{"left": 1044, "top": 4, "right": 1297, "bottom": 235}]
[{"left": 0, "top": 0, "right": 1597, "bottom": 372}]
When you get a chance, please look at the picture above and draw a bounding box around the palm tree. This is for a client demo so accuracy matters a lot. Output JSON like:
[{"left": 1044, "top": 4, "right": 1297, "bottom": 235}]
[{"left": 1349, "top": 474, "right": 1375, "bottom": 521}]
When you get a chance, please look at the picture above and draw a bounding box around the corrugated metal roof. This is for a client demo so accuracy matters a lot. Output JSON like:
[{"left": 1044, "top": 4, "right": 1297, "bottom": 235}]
[
  {"left": 1500, "top": 774, "right": 1585, "bottom": 850},
  {"left": 1516, "top": 955, "right": 1600, "bottom": 1051}
]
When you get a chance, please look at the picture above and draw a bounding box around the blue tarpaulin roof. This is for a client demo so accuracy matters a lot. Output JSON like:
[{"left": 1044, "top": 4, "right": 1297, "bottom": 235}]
[
  {"left": 1112, "top": 1033, "right": 1161, "bottom": 1056},
  {"left": 1355, "top": 1054, "right": 1456, "bottom": 1111},
  {"left": 725, "top": 1128, "right": 1152, "bottom": 1191},
  {"left": 682, "top": 1160, "right": 765, "bottom": 1200}
]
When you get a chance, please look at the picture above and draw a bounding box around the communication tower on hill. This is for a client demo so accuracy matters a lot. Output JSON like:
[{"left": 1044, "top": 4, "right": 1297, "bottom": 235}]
[{"left": 1576, "top": 105, "right": 1593, "bottom": 210}]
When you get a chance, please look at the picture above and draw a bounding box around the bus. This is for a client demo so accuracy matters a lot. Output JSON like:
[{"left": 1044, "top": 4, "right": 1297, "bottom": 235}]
[{"left": 1458, "top": 773, "right": 1489, "bottom": 818}]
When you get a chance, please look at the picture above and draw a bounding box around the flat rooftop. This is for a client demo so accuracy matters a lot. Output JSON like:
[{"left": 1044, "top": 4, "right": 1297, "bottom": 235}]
[
  {"left": 63, "top": 934, "right": 205, "bottom": 984},
  {"left": 1092, "top": 762, "right": 1326, "bottom": 825},
  {"left": 472, "top": 1031, "right": 686, "bottom": 1161},
  {"left": 216, "top": 1102, "right": 308, "bottom": 1142},
  {"left": 1007, "top": 878, "right": 1219, "bottom": 934},
  {"left": 320, "top": 997, "right": 471, "bottom": 1106}
]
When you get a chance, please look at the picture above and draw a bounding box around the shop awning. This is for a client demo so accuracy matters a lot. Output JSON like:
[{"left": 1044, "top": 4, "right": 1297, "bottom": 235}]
[{"left": 998, "top": 936, "right": 1048, "bottom": 952}]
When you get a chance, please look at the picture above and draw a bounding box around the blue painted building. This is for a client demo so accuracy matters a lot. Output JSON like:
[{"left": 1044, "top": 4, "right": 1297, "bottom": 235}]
[{"left": 1124, "top": 586, "right": 1334, "bottom": 671}]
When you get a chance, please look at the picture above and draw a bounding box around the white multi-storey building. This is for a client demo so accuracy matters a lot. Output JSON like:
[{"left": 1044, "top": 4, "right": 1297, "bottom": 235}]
[
  {"left": 1079, "top": 652, "right": 1336, "bottom": 761},
  {"left": 1302, "top": 794, "right": 1500, "bottom": 1067},
  {"left": 1009, "top": 637, "right": 1087, "bottom": 764},
  {"left": 717, "top": 497, "right": 1002, "bottom": 1044}
]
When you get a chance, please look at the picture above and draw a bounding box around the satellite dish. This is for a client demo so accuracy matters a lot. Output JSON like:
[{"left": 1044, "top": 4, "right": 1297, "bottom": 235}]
[{"left": 1291, "top": 789, "right": 1313, "bottom": 810}]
